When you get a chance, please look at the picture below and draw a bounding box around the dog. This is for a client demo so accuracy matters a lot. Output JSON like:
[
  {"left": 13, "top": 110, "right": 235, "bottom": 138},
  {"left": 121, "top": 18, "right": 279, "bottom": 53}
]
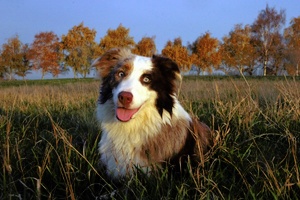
[{"left": 92, "top": 48, "right": 212, "bottom": 179}]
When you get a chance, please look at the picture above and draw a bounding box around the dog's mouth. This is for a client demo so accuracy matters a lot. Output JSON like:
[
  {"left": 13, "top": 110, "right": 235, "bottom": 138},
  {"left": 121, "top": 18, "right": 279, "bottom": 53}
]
[{"left": 116, "top": 107, "right": 140, "bottom": 122}]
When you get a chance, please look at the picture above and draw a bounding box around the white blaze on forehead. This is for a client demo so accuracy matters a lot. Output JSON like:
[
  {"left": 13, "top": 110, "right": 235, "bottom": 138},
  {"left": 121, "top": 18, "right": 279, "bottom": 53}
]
[{"left": 131, "top": 55, "right": 153, "bottom": 75}]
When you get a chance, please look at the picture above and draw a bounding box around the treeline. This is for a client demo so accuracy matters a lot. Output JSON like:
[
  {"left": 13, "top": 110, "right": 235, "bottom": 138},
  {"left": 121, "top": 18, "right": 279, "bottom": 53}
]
[{"left": 0, "top": 5, "right": 299, "bottom": 80}]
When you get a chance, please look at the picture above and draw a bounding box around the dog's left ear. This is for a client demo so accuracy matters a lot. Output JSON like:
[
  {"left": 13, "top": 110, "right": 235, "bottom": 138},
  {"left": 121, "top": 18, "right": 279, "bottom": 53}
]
[
  {"left": 92, "top": 48, "right": 131, "bottom": 78},
  {"left": 152, "top": 55, "right": 182, "bottom": 95}
]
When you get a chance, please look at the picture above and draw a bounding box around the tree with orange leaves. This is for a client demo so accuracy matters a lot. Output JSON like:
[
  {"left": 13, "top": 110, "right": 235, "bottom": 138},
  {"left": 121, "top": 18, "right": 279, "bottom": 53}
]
[
  {"left": 62, "top": 23, "right": 97, "bottom": 78},
  {"left": 15, "top": 44, "right": 30, "bottom": 79},
  {"left": 284, "top": 16, "right": 300, "bottom": 76},
  {"left": 0, "top": 52, "right": 3, "bottom": 79},
  {"left": 28, "top": 31, "right": 63, "bottom": 79},
  {"left": 132, "top": 36, "right": 156, "bottom": 57},
  {"left": 97, "top": 24, "right": 135, "bottom": 55},
  {"left": 251, "top": 5, "right": 286, "bottom": 76},
  {"left": 0, "top": 35, "right": 29, "bottom": 80},
  {"left": 189, "top": 32, "right": 221, "bottom": 74},
  {"left": 162, "top": 37, "right": 193, "bottom": 72},
  {"left": 220, "top": 24, "right": 257, "bottom": 75}
]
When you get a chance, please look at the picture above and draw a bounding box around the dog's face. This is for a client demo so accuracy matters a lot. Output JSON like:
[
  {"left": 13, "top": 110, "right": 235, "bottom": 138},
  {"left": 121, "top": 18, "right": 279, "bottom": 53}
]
[{"left": 93, "top": 48, "right": 182, "bottom": 122}]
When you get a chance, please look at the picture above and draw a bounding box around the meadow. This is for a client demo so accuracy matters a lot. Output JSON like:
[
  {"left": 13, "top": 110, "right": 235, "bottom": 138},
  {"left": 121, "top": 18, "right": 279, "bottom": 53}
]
[{"left": 0, "top": 76, "right": 299, "bottom": 199}]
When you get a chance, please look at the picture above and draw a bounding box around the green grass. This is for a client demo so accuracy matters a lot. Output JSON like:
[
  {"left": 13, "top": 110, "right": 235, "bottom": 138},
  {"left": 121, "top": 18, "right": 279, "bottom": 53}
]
[
  {"left": 0, "top": 78, "right": 96, "bottom": 88},
  {"left": 0, "top": 77, "right": 299, "bottom": 199}
]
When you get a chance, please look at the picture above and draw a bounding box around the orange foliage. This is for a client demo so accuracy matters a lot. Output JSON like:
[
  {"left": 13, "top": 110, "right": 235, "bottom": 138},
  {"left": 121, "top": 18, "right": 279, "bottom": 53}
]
[
  {"left": 220, "top": 24, "right": 257, "bottom": 75},
  {"left": 0, "top": 36, "right": 29, "bottom": 79},
  {"left": 28, "top": 32, "right": 62, "bottom": 78},
  {"left": 61, "top": 22, "right": 97, "bottom": 78},
  {"left": 284, "top": 16, "right": 300, "bottom": 76},
  {"left": 161, "top": 37, "right": 193, "bottom": 71},
  {"left": 189, "top": 32, "right": 221, "bottom": 74},
  {"left": 251, "top": 5, "right": 286, "bottom": 76},
  {"left": 98, "top": 24, "right": 135, "bottom": 55},
  {"left": 132, "top": 36, "right": 156, "bottom": 56}
]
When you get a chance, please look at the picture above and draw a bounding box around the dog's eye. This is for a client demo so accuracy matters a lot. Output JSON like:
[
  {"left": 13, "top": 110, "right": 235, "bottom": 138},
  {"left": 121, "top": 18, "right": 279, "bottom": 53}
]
[
  {"left": 118, "top": 71, "right": 125, "bottom": 78},
  {"left": 142, "top": 75, "right": 151, "bottom": 83}
]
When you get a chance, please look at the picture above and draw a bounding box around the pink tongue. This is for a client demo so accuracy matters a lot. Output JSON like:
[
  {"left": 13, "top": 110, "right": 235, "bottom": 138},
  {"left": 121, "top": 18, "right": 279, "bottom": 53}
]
[{"left": 116, "top": 108, "right": 139, "bottom": 122}]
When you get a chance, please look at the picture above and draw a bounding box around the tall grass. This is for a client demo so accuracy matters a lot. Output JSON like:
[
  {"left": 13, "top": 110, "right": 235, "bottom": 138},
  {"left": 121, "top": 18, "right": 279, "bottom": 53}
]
[{"left": 0, "top": 77, "right": 299, "bottom": 199}]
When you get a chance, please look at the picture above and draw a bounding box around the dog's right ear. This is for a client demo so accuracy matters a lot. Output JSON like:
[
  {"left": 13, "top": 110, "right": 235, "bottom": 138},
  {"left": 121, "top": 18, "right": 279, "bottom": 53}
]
[{"left": 92, "top": 48, "right": 130, "bottom": 78}]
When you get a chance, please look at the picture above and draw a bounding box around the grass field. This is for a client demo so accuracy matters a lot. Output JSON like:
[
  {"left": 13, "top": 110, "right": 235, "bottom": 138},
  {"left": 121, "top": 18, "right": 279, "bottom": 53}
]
[{"left": 0, "top": 77, "right": 299, "bottom": 199}]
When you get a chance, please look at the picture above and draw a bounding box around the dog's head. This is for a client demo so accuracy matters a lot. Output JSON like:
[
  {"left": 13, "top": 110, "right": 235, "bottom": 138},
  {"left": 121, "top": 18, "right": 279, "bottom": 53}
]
[{"left": 92, "top": 48, "right": 182, "bottom": 122}]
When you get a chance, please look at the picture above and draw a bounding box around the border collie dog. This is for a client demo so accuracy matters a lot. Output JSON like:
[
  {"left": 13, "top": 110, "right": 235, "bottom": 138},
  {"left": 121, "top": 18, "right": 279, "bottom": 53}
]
[{"left": 93, "top": 48, "right": 212, "bottom": 179}]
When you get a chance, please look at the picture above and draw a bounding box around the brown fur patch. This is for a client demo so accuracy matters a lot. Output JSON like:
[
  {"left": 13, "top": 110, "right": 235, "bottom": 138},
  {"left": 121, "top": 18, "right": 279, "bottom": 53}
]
[
  {"left": 139, "top": 118, "right": 190, "bottom": 165},
  {"left": 113, "top": 59, "right": 134, "bottom": 83},
  {"left": 189, "top": 117, "right": 213, "bottom": 165},
  {"left": 92, "top": 48, "right": 132, "bottom": 78},
  {"left": 138, "top": 117, "right": 212, "bottom": 168}
]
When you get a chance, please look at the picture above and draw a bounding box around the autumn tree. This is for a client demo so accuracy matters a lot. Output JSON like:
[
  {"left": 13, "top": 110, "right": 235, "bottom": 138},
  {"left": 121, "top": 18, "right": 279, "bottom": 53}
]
[
  {"left": 0, "top": 36, "right": 29, "bottom": 80},
  {"left": 251, "top": 5, "right": 286, "bottom": 76},
  {"left": 28, "top": 31, "right": 63, "bottom": 79},
  {"left": 268, "top": 33, "right": 286, "bottom": 75},
  {"left": 284, "top": 16, "right": 300, "bottom": 76},
  {"left": 161, "top": 37, "right": 193, "bottom": 71},
  {"left": 62, "top": 22, "right": 97, "bottom": 78},
  {"left": 220, "top": 24, "right": 257, "bottom": 75},
  {"left": 97, "top": 24, "right": 135, "bottom": 55},
  {"left": 189, "top": 32, "right": 221, "bottom": 74},
  {"left": 15, "top": 44, "right": 31, "bottom": 79},
  {"left": 132, "top": 36, "right": 156, "bottom": 56},
  {"left": 0, "top": 49, "right": 5, "bottom": 79}
]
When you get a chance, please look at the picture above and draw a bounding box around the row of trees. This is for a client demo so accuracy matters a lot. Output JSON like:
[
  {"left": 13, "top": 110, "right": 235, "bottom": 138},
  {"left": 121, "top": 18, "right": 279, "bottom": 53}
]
[{"left": 1, "top": 5, "right": 299, "bottom": 79}]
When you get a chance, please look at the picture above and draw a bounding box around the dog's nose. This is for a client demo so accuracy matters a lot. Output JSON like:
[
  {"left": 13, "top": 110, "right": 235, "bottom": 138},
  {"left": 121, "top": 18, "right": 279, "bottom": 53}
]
[{"left": 118, "top": 91, "right": 133, "bottom": 107}]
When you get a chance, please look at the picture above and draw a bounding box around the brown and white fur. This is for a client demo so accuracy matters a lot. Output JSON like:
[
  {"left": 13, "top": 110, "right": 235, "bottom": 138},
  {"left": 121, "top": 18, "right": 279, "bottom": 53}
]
[{"left": 92, "top": 48, "right": 212, "bottom": 179}]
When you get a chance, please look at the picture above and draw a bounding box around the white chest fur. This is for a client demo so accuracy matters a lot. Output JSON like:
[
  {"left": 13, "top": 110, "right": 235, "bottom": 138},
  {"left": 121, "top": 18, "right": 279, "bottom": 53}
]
[{"left": 97, "top": 99, "right": 191, "bottom": 178}]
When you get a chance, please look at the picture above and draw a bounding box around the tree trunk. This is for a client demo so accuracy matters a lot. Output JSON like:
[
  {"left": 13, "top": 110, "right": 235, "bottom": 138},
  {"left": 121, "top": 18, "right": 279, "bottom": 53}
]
[
  {"left": 263, "top": 59, "right": 267, "bottom": 76},
  {"left": 263, "top": 48, "right": 269, "bottom": 76},
  {"left": 73, "top": 69, "right": 78, "bottom": 79}
]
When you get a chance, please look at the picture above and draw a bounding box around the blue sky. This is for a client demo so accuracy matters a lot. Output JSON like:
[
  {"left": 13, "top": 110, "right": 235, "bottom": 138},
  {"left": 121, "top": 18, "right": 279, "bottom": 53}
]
[{"left": 0, "top": 0, "right": 299, "bottom": 78}]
